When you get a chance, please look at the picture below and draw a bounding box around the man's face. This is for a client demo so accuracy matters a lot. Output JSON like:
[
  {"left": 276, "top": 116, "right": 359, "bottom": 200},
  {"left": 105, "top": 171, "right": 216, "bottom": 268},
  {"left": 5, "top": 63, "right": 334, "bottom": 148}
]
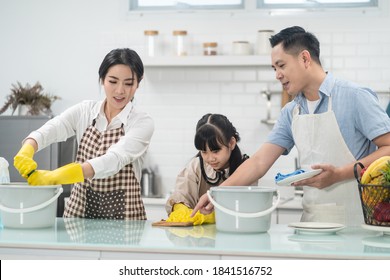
[{"left": 271, "top": 43, "right": 307, "bottom": 96}]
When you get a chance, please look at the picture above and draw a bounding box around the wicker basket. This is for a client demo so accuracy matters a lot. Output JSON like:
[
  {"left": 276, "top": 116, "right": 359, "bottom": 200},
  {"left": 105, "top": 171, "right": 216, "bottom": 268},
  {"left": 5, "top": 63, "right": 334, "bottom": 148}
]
[{"left": 354, "top": 162, "right": 390, "bottom": 227}]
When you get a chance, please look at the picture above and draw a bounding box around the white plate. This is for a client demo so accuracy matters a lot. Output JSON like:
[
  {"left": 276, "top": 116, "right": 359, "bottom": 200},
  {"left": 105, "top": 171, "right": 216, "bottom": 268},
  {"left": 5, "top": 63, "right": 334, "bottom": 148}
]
[
  {"left": 361, "top": 224, "right": 390, "bottom": 235},
  {"left": 288, "top": 234, "right": 345, "bottom": 244},
  {"left": 289, "top": 222, "right": 345, "bottom": 229},
  {"left": 289, "top": 222, "right": 345, "bottom": 235},
  {"left": 276, "top": 169, "right": 322, "bottom": 186}
]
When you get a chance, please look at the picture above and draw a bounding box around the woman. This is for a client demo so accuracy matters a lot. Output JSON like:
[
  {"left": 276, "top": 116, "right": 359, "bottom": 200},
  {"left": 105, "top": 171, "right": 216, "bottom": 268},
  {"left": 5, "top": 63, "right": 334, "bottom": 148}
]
[{"left": 14, "top": 48, "right": 154, "bottom": 220}]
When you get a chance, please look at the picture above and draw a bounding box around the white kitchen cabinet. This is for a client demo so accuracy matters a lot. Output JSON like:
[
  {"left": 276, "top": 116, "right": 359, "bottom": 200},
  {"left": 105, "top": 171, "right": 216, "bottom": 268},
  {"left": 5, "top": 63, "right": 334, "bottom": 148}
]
[
  {"left": 0, "top": 248, "right": 100, "bottom": 260},
  {"left": 143, "top": 55, "right": 271, "bottom": 67},
  {"left": 275, "top": 197, "right": 303, "bottom": 224},
  {"left": 101, "top": 251, "right": 219, "bottom": 260},
  {"left": 143, "top": 197, "right": 167, "bottom": 221},
  {"left": 276, "top": 208, "right": 302, "bottom": 224}
]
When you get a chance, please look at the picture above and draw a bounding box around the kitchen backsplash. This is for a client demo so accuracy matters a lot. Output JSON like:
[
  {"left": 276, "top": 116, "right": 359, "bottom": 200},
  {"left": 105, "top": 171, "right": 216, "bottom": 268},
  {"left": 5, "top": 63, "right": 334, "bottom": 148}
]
[
  {"left": 1, "top": 0, "right": 390, "bottom": 197},
  {"left": 135, "top": 65, "right": 294, "bottom": 196}
]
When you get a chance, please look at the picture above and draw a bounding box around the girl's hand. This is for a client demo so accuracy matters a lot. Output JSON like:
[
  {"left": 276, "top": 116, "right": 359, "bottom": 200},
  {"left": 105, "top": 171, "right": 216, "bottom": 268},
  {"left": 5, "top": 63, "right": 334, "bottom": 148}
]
[{"left": 191, "top": 193, "right": 214, "bottom": 217}]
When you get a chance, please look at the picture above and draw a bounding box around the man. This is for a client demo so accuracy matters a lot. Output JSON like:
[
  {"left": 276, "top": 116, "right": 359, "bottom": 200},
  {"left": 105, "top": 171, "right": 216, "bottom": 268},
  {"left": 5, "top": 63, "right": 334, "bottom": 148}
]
[{"left": 192, "top": 26, "right": 390, "bottom": 226}]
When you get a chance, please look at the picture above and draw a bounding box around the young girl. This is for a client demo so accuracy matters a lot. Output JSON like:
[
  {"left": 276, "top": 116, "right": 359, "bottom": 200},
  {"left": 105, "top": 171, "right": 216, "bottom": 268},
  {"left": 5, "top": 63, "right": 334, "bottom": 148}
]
[
  {"left": 14, "top": 48, "right": 154, "bottom": 220},
  {"left": 165, "top": 113, "right": 249, "bottom": 224}
]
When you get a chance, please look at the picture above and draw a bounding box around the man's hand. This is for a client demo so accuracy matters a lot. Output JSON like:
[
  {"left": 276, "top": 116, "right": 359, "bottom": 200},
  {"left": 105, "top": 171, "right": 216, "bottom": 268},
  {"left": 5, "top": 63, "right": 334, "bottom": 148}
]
[{"left": 291, "top": 164, "right": 340, "bottom": 189}]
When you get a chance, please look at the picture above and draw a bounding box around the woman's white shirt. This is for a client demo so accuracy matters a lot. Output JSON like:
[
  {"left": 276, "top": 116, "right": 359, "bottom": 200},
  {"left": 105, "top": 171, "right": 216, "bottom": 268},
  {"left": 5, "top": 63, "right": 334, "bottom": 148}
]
[{"left": 27, "top": 100, "right": 154, "bottom": 182}]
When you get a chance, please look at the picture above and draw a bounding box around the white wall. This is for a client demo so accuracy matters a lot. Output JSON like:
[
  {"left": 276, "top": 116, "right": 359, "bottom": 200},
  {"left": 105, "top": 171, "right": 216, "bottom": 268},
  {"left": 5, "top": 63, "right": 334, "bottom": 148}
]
[{"left": 1, "top": 0, "right": 390, "bottom": 196}]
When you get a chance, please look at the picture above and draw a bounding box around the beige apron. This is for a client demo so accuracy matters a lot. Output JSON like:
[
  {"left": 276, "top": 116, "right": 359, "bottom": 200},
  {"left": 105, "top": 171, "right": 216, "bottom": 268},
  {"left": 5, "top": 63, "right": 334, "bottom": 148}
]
[
  {"left": 291, "top": 96, "right": 363, "bottom": 226},
  {"left": 63, "top": 119, "right": 146, "bottom": 220}
]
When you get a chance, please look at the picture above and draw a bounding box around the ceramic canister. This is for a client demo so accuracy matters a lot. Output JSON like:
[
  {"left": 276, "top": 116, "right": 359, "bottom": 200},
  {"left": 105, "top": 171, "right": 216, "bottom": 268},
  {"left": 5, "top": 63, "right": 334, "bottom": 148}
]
[
  {"left": 232, "top": 41, "right": 251, "bottom": 55},
  {"left": 256, "top": 30, "right": 274, "bottom": 55}
]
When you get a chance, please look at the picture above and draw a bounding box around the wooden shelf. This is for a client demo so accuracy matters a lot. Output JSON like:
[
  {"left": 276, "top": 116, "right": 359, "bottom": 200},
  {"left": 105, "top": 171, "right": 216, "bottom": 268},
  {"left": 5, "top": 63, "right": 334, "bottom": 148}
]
[{"left": 143, "top": 55, "right": 271, "bottom": 67}]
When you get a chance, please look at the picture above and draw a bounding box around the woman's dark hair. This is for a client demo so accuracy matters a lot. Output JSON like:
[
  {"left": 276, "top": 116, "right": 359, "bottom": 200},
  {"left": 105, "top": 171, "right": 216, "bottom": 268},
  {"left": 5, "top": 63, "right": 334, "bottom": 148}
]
[
  {"left": 98, "top": 48, "right": 144, "bottom": 84},
  {"left": 269, "top": 26, "right": 321, "bottom": 65},
  {"left": 194, "top": 114, "right": 247, "bottom": 183}
]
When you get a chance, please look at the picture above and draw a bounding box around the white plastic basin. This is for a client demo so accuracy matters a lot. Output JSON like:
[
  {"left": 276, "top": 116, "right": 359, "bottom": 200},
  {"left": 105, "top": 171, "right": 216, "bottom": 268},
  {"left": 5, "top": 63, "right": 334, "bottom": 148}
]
[
  {"left": 208, "top": 186, "right": 279, "bottom": 233},
  {"left": 0, "top": 183, "right": 63, "bottom": 228}
]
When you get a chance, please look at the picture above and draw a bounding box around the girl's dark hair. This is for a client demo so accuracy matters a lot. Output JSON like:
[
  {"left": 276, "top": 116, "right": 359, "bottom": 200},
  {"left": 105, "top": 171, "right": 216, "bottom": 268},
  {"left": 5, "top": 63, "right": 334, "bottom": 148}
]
[
  {"left": 194, "top": 113, "right": 247, "bottom": 178},
  {"left": 98, "top": 48, "right": 144, "bottom": 84},
  {"left": 269, "top": 26, "right": 321, "bottom": 65}
]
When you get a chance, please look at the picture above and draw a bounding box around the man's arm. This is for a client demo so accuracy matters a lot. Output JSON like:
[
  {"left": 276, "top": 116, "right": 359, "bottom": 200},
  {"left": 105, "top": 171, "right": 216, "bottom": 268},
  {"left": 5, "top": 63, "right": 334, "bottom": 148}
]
[
  {"left": 192, "top": 143, "right": 285, "bottom": 215},
  {"left": 220, "top": 142, "right": 285, "bottom": 186}
]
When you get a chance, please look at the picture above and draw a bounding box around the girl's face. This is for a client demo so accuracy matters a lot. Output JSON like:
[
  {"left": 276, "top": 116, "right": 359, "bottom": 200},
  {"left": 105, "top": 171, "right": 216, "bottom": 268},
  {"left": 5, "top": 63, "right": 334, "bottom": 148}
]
[
  {"left": 102, "top": 64, "right": 139, "bottom": 118},
  {"left": 200, "top": 137, "right": 236, "bottom": 171}
]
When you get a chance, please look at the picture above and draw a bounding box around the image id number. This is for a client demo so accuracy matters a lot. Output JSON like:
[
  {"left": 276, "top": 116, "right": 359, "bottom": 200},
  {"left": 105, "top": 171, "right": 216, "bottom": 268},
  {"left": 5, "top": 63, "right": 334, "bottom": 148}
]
[{"left": 212, "top": 266, "right": 272, "bottom": 276}]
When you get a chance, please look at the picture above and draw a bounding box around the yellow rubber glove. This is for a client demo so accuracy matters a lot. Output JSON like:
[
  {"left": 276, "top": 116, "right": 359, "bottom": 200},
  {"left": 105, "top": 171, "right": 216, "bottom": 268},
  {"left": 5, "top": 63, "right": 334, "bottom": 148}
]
[
  {"left": 202, "top": 211, "right": 215, "bottom": 224},
  {"left": 14, "top": 143, "right": 37, "bottom": 179},
  {"left": 169, "top": 225, "right": 216, "bottom": 240},
  {"left": 166, "top": 203, "right": 215, "bottom": 225},
  {"left": 27, "top": 162, "right": 84, "bottom": 186}
]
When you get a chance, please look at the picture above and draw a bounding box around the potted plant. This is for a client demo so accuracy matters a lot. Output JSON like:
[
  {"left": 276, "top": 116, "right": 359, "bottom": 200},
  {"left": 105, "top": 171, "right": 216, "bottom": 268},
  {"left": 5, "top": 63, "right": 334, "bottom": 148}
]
[{"left": 0, "top": 81, "right": 60, "bottom": 116}]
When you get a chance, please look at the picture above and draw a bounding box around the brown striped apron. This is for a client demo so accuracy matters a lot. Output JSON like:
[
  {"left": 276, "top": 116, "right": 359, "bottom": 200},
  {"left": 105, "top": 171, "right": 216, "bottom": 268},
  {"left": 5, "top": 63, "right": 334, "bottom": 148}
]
[{"left": 63, "top": 119, "right": 146, "bottom": 220}]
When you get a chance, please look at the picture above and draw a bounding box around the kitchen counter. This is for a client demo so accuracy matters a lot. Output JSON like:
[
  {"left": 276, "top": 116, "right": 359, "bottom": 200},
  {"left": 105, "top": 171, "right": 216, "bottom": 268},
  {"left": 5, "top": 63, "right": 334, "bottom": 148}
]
[{"left": 1, "top": 218, "right": 389, "bottom": 260}]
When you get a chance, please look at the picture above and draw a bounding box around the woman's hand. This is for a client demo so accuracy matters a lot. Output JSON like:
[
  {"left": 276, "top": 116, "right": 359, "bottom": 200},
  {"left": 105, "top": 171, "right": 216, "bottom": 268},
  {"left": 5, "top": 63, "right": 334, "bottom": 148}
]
[
  {"left": 191, "top": 193, "right": 214, "bottom": 217},
  {"left": 14, "top": 141, "right": 38, "bottom": 179},
  {"left": 27, "top": 162, "right": 84, "bottom": 185}
]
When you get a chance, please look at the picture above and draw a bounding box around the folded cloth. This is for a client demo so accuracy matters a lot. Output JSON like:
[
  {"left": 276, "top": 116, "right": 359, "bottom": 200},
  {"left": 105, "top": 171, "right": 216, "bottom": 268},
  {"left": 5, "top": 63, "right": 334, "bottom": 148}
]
[{"left": 275, "top": 169, "right": 306, "bottom": 182}]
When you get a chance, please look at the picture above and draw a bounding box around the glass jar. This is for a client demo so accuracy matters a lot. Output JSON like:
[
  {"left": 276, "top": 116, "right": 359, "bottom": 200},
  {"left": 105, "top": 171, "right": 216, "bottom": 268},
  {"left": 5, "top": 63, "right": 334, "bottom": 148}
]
[
  {"left": 0, "top": 157, "right": 10, "bottom": 184},
  {"left": 203, "top": 42, "right": 218, "bottom": 56},
  {"left": 173, "top": 30, "right": 188, "bottom": 56},
  {"left": 144, "top": 30, "right": 159, "bottom": 57},
  {"left": 256, "top": 30, "right": 274, "bottom": 55}
]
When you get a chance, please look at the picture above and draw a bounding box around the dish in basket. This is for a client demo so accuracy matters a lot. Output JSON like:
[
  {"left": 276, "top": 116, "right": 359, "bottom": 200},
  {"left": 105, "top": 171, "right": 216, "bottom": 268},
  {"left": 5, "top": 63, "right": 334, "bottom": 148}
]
[
  {"left": 361, "top": 235, "right": 390, "bottom": 248},
  {"left": 361, "top": 223, "right": 390, "bottom": 235},
  {"left": 275, "top": 169, "right": 322, "bottom": 186}
]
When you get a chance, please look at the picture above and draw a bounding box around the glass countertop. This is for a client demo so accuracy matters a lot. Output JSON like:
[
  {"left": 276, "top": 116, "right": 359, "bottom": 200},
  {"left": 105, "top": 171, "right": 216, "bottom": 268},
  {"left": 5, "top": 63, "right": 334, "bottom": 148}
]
[{"left": 1, "top": 218, "right": 390, "bottom": 259}]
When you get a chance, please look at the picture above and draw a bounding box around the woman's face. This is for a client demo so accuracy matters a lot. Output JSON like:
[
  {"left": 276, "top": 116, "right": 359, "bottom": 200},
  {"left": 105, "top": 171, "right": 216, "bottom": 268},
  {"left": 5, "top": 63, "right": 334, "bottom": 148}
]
[
  {"left": 200, "top": 137, "right": 236, "bottom": 171},
  {"left": 102, "top": 64, "right": 138, "bottom": 116}
]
